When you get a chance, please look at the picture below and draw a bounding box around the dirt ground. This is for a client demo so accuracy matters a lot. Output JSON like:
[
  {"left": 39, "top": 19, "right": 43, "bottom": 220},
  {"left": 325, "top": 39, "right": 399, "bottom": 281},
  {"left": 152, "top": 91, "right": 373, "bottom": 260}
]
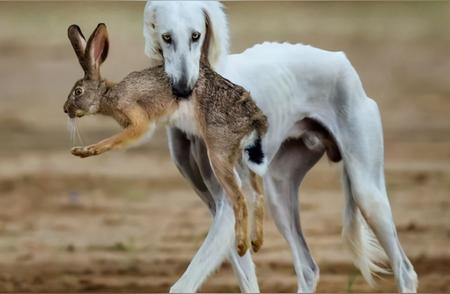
[{"left": 0, "top": 2, "right": 449, "bottom": 292}]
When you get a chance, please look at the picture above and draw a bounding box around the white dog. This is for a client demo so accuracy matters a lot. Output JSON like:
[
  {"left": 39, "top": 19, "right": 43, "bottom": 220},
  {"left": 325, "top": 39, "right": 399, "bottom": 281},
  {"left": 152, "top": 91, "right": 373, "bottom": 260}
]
[
  {"left": 144, "top": 2, "right": 260, "bottom": 293},
  {"left": 143, "top": 1, "right": 418, "bottom": 293}
]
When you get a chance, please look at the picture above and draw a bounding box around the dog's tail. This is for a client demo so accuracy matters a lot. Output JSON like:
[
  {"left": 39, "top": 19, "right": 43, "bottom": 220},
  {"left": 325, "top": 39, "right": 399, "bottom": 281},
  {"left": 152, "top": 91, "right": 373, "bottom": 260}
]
[{"left": 341, "top": 168, "right": 390, "bottom": 286}]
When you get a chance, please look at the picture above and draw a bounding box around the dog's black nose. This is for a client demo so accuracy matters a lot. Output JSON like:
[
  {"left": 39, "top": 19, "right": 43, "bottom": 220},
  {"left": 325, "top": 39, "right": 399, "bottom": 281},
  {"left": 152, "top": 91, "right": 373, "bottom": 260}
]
[{"left": 172, "top": 82, "right": 192, "bottom": 99}]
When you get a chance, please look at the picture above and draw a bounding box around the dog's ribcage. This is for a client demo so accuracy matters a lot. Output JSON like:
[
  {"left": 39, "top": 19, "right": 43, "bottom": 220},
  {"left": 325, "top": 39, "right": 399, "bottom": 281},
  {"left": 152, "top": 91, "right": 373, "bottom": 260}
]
[{"left": 218, "top": 42, "right": 368, "bottom": 165}]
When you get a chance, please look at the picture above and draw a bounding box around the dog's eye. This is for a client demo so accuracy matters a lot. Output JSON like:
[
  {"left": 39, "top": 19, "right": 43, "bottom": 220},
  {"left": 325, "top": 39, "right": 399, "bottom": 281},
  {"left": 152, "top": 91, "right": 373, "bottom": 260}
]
[
  {"left": 192, "top": 31, "right": 201, "bottom": 42},
  {"left": 162, "top": 33, "right": 172, "bottom": 44},
  {"left": 74, "top": 87, "right": 83, "bottom": 96}
]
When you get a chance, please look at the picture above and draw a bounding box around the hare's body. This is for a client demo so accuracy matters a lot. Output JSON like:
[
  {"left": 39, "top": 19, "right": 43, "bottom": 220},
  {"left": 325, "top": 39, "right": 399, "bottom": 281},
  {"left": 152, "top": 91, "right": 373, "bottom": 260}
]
[
  {"left": 193, "top": 65, "right": 268, "bottom": 170},
  {"left": 101, "top": 67, "right": 175, "bottom": 127},
  {"left": 64, "top": 24, "right": 266, "bottom": 256},
  {"left": 98, "top": 67, "right": 173, "bottom": 127},
  {"left": 98, "top": 65, "right": 268, "bottom": 171}
]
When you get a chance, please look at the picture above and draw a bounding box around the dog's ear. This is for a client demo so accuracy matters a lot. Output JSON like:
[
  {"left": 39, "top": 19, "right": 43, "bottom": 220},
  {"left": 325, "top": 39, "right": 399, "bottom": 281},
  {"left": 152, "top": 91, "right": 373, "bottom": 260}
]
[
  {"left": 200, "top": 3, "right": 229, "bottom": 67},
  {"left": 68, "top": 24, "right": 88, "bottom": 72},
  {"left": 201, "top": 9, "right": 212, "bottom": 65},
  {"left": 143, "top": 2, "right": 164, "bottom": 66},
  {"left": 85, "top": 23, "right": 109, "bottom": 79}
]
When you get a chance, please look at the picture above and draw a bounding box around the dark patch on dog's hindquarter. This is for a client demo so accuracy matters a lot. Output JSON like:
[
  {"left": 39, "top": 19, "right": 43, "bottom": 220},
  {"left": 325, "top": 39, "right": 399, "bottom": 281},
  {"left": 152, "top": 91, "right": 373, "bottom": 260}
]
[{"left": 245, "top": 137, "right": 265, "bottom": 164}]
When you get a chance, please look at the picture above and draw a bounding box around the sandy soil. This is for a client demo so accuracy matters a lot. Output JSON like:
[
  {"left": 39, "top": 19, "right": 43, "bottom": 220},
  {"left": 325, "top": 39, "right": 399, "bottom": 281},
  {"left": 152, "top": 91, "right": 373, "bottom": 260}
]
[{"left": 0, "top": 2, "right": 449, "bottom": 292}]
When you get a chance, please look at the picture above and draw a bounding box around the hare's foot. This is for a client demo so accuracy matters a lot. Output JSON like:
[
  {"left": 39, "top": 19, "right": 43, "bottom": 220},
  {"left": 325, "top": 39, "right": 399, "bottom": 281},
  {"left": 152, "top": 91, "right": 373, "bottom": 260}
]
[
  {"left": 251, "top": 238, "right": 262, "bottom": 253},
  {"left": 236, "top": 234, "right": 250, "bottom": 257},
  {"left": 71, "top": 145, "right": 103, "bottom": 158},
  {"left": 251, "top": 196, "right": 264, "bottom": 253},
  {"left": 250, "top": 173, "right": 264, "bottom": 253},
  {"left": 235, "top": 205, "right": 250, "bottom": 256}
]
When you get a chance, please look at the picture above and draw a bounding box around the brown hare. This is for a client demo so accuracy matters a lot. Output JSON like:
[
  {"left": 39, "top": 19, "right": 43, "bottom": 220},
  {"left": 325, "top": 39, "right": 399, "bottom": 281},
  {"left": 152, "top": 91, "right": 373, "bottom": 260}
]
[{"left": 63, "top": 23, "right": 267, "bottom": 256}]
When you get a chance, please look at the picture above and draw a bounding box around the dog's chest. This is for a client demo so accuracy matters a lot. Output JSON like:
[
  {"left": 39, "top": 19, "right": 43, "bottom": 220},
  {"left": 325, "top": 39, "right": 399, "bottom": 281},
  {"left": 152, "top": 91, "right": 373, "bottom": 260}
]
[{"left": 168, "top": 100, "right": 200, "bottom": 136}]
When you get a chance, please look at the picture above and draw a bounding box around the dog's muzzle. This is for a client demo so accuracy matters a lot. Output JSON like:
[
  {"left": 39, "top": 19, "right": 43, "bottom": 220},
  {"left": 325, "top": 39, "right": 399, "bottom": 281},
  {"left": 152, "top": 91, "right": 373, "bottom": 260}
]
[{"left": 172, "top": 81, "right": 193, "bottom": 98}]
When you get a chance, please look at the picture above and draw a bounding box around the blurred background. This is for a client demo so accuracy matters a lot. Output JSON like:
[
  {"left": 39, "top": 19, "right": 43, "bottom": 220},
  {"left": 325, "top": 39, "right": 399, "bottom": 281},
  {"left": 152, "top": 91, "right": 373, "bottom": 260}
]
[{"left": 0, "top": 1, "right": 449, "bottom": 292}]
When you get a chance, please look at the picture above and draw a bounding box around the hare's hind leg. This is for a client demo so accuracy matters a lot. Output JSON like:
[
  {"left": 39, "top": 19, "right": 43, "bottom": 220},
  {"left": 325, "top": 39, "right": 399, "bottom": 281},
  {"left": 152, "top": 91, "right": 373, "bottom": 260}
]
[
  {"left": 249, "top": 171, "right": 264, "bottom": 253},
  {"left": 208, "top": 150, "right": 250, "bottom": 257},
  {"left": 339, "top": 99, "right": 417, "bottom": 292}
]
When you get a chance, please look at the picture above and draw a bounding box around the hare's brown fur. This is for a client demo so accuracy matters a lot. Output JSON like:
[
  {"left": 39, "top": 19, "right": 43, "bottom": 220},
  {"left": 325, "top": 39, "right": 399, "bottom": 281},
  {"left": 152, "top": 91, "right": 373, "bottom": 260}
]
[
  {"left": 193, "top": 65, "right": 267, "bottom": 254},
  {"left": 64, "top": 24, "right": 267, "bottom": 256}
]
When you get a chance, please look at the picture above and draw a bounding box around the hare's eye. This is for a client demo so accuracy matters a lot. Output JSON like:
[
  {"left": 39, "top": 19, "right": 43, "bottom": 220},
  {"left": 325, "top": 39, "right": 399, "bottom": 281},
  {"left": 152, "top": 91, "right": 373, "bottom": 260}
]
[
  {"left": 162, "top": 33, "right": 172, "bottom": 44},
  {"left": 74, "top": 87, "right": 83, "bottom": 96},
  {"left": 192, "top": 31, "right": 201, "bottom": 42}
]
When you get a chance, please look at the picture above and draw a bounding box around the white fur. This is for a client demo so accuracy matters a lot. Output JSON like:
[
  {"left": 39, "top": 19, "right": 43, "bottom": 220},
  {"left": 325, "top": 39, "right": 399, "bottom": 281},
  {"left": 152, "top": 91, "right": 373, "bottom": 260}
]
[
  {"left": 167, "top": 100, "right": 199, "bottom": 136},
  {"left": 342, "top": 208, "right": 390, "bottom": 286},
  {"left": 239, "top": 129, "right": 258, "bottom": 150},
  {"left": 220, "top": 43, "right": 349, "bottom": 164},
  {"left": 144, "top": 1, "right": 228, "bottom": 91},
  {"left": 245, "top": 156, "right": 268, "bottom": 177},
  {"left": 222, "top": 43, "right": 417, "bottom": 292},
  {"left": 169, "top": 197, "right": 258, "bottom": 293}
]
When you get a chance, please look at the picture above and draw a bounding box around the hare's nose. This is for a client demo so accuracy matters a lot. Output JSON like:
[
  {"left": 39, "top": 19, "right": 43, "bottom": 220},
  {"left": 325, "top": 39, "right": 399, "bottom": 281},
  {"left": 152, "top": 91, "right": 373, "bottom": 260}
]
[{"left": 63, "top": 102, "right": 69, "bottom": 113}]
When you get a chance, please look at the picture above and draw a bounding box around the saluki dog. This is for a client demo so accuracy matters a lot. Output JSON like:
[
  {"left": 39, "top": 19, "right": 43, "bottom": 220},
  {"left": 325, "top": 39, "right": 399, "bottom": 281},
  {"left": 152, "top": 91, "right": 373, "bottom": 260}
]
[{"left": 144, "top": 1, "right": 418, "bottom": 293}]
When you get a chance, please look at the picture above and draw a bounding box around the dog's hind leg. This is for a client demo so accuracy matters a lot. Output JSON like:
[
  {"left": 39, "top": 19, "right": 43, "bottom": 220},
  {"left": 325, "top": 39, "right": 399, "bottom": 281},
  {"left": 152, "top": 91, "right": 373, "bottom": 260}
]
[
  {"left": 263, "top": 139, "right": 324, "bottom": 293},
  {"left": 338, "top": 99, "right": 417, "bottom": 292}
]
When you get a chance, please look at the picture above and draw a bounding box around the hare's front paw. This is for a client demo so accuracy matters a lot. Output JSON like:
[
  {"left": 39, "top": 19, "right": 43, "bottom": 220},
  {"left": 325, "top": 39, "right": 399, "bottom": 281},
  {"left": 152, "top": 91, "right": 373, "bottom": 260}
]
[{"left": 71, "top": 146, "right": 99, "bottom": 158}]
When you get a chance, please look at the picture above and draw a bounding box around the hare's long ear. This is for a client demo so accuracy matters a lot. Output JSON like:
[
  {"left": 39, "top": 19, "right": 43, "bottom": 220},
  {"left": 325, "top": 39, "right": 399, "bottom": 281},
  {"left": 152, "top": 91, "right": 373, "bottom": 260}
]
[
  {"left": 85, "top": 23, "right": 109, "bottom": 80},
  {"left": 68, "top": 24, "right": 88, "bottom": 72}
]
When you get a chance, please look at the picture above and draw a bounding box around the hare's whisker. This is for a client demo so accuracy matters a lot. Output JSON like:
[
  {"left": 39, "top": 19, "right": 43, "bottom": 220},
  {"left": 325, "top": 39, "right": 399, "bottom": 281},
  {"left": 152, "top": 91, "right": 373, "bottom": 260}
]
[
  {"left": 67, "top": 118, "right": 76, "bottom": 146},
  {"left": 67, "top": 118, "right": 85, "bottom": 146},
  {"left": 75, "top": 121, "right": 85, "bottom": 145}
]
